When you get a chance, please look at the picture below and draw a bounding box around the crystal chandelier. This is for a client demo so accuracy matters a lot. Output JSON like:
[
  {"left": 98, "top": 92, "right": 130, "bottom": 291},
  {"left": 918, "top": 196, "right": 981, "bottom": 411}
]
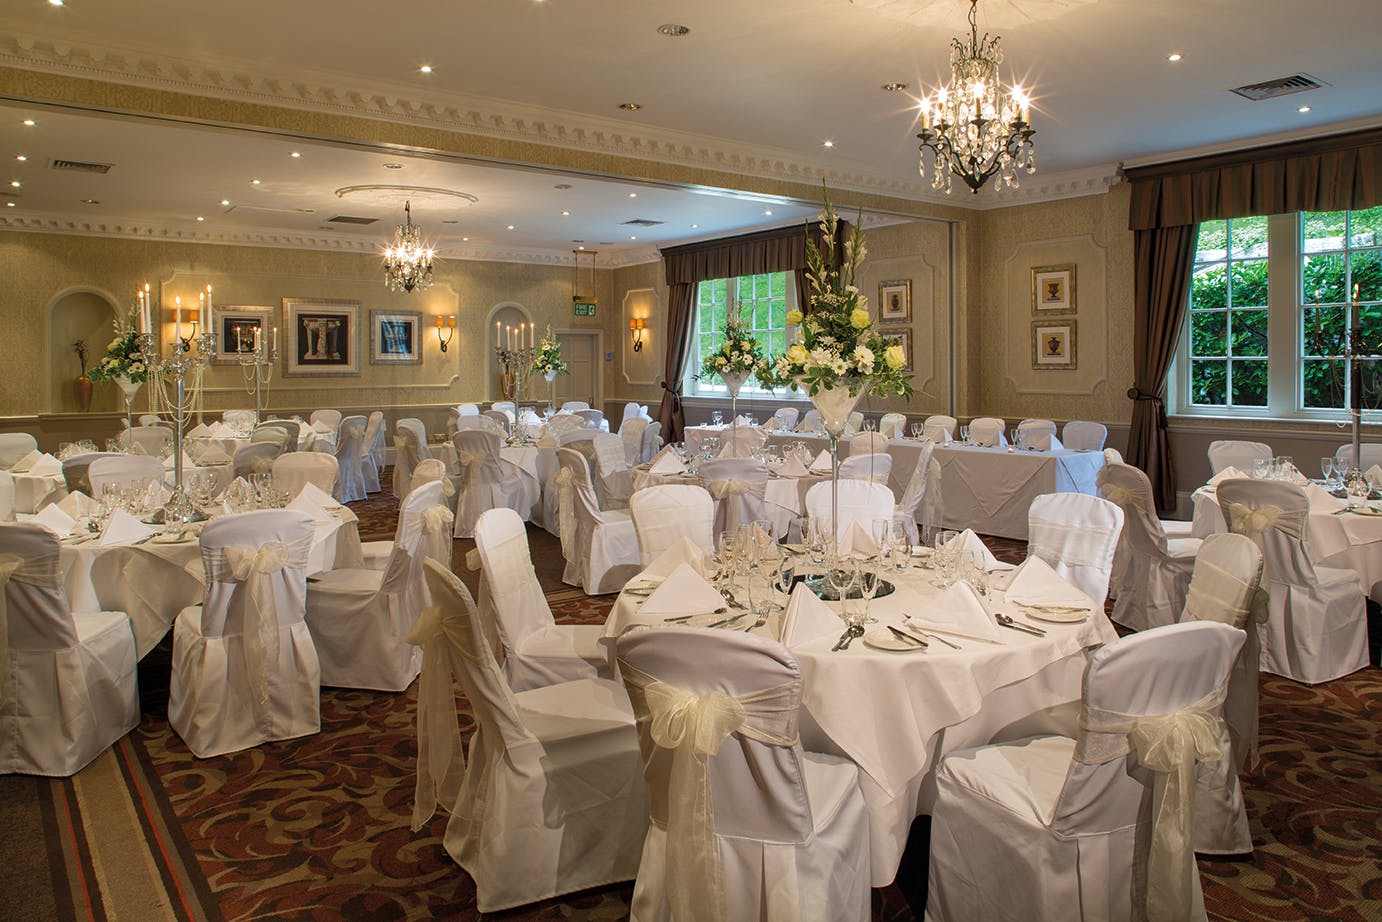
[
  {"left": 916, "top": 0, "right": 1036, "bottom": 194},
  {"left": 382, "top": 200, "right": 435, "bottom": 293}
]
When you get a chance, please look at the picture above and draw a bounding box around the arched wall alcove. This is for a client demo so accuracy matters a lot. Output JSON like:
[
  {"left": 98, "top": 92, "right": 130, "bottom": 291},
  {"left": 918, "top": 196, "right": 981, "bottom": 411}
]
[
  {"left": 45, "top": 287, "right": 122, "bottom": 414},
  {"left": 485, "top": 301, "right": 533, "bottom": 401}
]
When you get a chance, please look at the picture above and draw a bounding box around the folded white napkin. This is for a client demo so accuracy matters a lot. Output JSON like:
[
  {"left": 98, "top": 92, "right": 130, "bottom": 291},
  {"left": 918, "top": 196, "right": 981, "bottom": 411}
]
[
  {"left": 733, "top": 415, "right": 752, "bottom": 428},
  {"left": 1366, "top": 464, "right": 1382, "bottom": 487},
  {"left": 640, "top": 563, "right": 725, "bottom": 616},
  {"left": 187, "top": 423, "right": 213, "bottom": 437},
  {"left": 100, "top": 508, "right": 154, "bottom": 546},
  {"left": 780, "top": 582, "right": 843, "bottom": 647},
  {"left": 56, "top": 491, "right": 97, "bottom": 520},
  {"left": 1004, "top": 555, "right": 1088, "bottom": 608},
  {"left": 287, "top": 491, "right": 334, "bottom": 523},
  {"left": 9, "top": 449, "right": 42, "bottom": 473},
  {"left": 649, "top": 451, "right": 687, "bottom": 475},
  {"left": 809, "top": 449, "right": 833, "bottom": 473},
  {"left": 210, "top": 422, "right": 237, "bottom": 437},
  {"left": 642, "top": 537, "right": 710, "bottom": 579},
  {"left": 908, "top": 581, "right": 1002, "bottom": 641},
  {"left": 1207, "top": 465, "right": 1248, "bottom": 487},
  {"left": 947, "top": 529, "right": 1009, "bottom": 570},
  {"left": 29, "top": 453, "right": 62, "bottom": 476},
  {"left": 841, "top": 521, "right": 881, "bottom": 557},
  {"left": 775, "top": 455, "right": 810, "bottom": 478},
  {"left": 196, "top": 447, "right": 232, "bottom": 466},
  {"left": 31, "top": 503, "right": 77, "bottom": 536},
  {"left": 162, "top": 451, "right": 197, "bottom": 470}
]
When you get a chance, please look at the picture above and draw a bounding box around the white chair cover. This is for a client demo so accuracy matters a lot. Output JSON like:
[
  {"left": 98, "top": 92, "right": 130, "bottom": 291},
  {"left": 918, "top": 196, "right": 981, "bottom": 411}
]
[
  {"left": 591, "top": 431, "right": 634, "bottom": 510},
  {"left": 796, "top": 409, "right": 824, "bottom": 433},
  {"left": 698, "top": 458, "right": 769, "bottom": 535},
  {"left": 482, "top": 410, "right": 512, "bottom": 433},
  {"left": 921, "top": 456, "right": 944, "bottom": 544},
  {"left": 0, "top": 471, "right": 12, "bottom": 522},
  {"left": 630, "top": 485, "right": 715, "bottom": 566},
  {"left": 1207, "top": 440, "right": 1272, "bottom": 475},
  {"left": 453, "top": 416, "right": 488, "bottom": 432},
  {"left": 457, "top": 402, "right": 480, "bottom": 417},
  {"left": 893, "top": 440, "right": 936, "bottom": 544},
  {"left": 222, "top": 409, "right": 257, "bottom": 430},
  {"left": 927, "top": 621, "right": 1243, "bottom": 922},
  {"left": 714, "top": 425, "right": 765, "bottom": 460},
  {"left": 472, "top": 507, "right": 607, "bottom": 691},
  {"left": 622, "top": 401, "right": 646, "bottom": 422},
  {"left": 491, "top": 400, "right": 516, "bottom": 420},
  {"left": 641, "top": 420, "right": 664, "bottom": 465},
  {"left": 849, "top": 431, "right": 890, "bottom": 456},
  {"left": 968, "top": 417, "right": 1006, "bottom": 447},
  {"left": 250, "top": 424, "right": 291, "bottom": 453},
  {"left": 360, "top": 459, "right": 455, "bottom": 571},
  {"left": 575, "top": 408, "right": 606, "bottom": 428},
  {"left": 362, "top": 411, "right": 385, "bottom": 492},
  {"left": 619, "top": 416, "right": 650, "bottom": 467},
  {"left": 120, "top": 425, "right": 173, "bottom": 457},
  {"left": 842, "top": 411, "right": 865, "bottom": 438},
  {"left": 89, "top": 454, "right": 164, "bottom": 494},
  {"left": 0, "top": 433, "right": 38, "bottom": 470},
  {"left": 392, "top": 420, "right": 431, "bottom": 500},
  {"left": 772, "top": 407, "right": 799, "bottom": 431},
  {"left": 804, "top": 479, "right": 894, "bottom": 541},
  {"left": 547, "top": 413, "right": 584, "bottom": 436},
  {"left": 1104, "top": 447, "right": 1124, "bottom": 465},
  {"left": 333, "top": 415, "right": 368, "bottom": 503},
  {"left": 273, "top": 452, "right": 338, "bottom": 498},
  {"left": 923, "top": 414, "right": 957, "bottom": 441},
  {"left": 304, "top": 481, "right": 447, "bottom": 690},
  {"left": 878, "top": 412, "right": 907, "bottom": 439},
  {"left": 309, "top": 409, "right": 342, "bottom": 433},
  {"left": 1181, "top": 532, "right": 1264, "bottom": 855},
  {"left": 838, "top": 451, "right": 892, "bottom": 485},
  {"left": 258, "top": 419, "right": 302, "bottom": 452},
  {"left": 0, "top": 524, "right": 137, "bottom": 776},
  {"left": 451, "top": 429, "right": 535, "bottom": 538},
  {"left": 1063, "top": 420, "right": 1108, "bottom": 451},
  {"left": 407, "top": 560, "right": 647, "bottom": 912},
  {"left": 233, "top": 442, "right": 281, "bottom": 479},
  {"left": 616, "top": 627, "right": 871, "bottom": 922},
  {"left": 1017, "top": 418, "right": 1059, "bottom": 451},
  {"left": 1217, "top": 479, "right": 1368, "bottom": 684},
  {"left": 553, "top": 448, "right": 640, "bottom": 594},
  {"left": 169, "top": 510, "right": 320, "bottom": 758},
  {"left": 1333, "top": 442, "right": 1382, "bottom": 469},
  {"left": 1026, "top": 493, "right": 1124, "bottom": 607},
  {"left": 561, "top": 400, "right": 591, "bottom": 412},
  {"left": 1100, "top": 463, "right": 1200, "bottom": 632}
]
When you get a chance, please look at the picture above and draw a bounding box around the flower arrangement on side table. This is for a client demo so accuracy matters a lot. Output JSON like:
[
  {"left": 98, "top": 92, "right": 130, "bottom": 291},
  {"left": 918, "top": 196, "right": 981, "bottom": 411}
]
[
  {"left": 530, "top": 325, "right": 568, "bottom": 413},
  {"left": 87, "top": 317, "right": 150, "bottom": 433}
]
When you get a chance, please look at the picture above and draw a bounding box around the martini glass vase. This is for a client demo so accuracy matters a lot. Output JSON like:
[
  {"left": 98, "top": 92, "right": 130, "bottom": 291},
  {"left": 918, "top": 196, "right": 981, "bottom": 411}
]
[
  {"left": 722, "top": 370, "right": 750, "bottom": 454},
  {"left": 545, "top": 370, "right": 558, "bottom": 415},
  {"left": 804, "top": 378, "right": 868, "bottom": 545},
  {"left": 114, "top": 375, "right": 142, "bottom": 445}
]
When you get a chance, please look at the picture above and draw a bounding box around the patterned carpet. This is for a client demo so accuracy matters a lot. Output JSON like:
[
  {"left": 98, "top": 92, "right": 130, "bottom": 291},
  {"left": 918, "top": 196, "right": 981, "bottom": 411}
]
[{"left": 1, "top": 486, "right": 1378, "bottom": 921}]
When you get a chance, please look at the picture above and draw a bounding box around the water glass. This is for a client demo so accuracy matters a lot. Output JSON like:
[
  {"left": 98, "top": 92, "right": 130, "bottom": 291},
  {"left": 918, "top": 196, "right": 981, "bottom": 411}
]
[
  {"left": 711, "top": 411, "right": 724, "bottom": 426},
  {"left": 959, "top": 424, "right": 970, "bottom": 444},
  {"left": 910, "top": 423, "right": 924, "bottom": 439},
  {"left": 1251, "top": 457, "right": 1270, "bottom": 479}
]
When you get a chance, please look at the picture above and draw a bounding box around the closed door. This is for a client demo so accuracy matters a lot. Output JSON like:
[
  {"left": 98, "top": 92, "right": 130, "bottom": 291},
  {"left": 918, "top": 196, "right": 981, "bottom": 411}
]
[{"left": 554, "top": 332, "right": 597, "bottom": 405}]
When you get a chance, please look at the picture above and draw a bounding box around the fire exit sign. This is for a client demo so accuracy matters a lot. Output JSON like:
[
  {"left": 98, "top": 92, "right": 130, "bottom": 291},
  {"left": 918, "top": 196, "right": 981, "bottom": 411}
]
[{"left": 573, "top": 299, "right": 597, "bottom": 317}]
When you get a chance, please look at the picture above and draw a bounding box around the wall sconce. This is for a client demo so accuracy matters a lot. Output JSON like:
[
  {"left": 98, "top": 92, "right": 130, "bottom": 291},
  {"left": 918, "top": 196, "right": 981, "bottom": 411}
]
[
  {"left": 435, "top": 314, "right": 456, "bottom": 352},
  {"left": 629, "top": 316, "right": 647, "bottom": 352}
]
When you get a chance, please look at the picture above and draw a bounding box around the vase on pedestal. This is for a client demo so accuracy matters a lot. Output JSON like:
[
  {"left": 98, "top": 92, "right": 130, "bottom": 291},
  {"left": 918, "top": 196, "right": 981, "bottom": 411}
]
[
  {"left": 114, "top": 375, "right": 142, "bottom": 441},
  {"left": 801, "top": 377, "right": 869, "bottom": 544},
  {"left": 544, "top": 370, "right": 558, "bottom": 414},
  {"left": 722, "top": 370, "right": 750, "bottom": 453},
  {"left": 74, "top": 375, "right": 93, "bottom": 412}
]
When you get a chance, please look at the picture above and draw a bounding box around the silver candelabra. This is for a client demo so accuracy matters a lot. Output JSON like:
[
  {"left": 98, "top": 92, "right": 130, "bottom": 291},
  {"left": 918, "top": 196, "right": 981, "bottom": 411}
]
[
  {"left": 135, "top": 328, "right": 216, "bottom": 524},
  {"left": 495, "top": 345, "right": 535, "bottom": 405},
  {"left": 238, "top": 339, "right": 276, "bottom": 425}
]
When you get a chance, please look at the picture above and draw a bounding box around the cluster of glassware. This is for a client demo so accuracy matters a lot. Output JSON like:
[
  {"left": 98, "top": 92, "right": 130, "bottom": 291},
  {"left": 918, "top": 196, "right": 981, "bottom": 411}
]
[
  {"left": 1247, "top": 455, "right": 1299, "bottom": 482},
  {"left": 223, "top": 473, "right": 291, "bottom": 512},
  {"left": 1318, "top": 456, "right": 1376, "bottom": 497},
  {"left": 88, "top": 479, "right": 164, "bottom": 531},
  {"left": 56, "top": 439, "right": 100, "bottom": 461},
  {"left": 706, "top": 522, "right": 792, "bottom": 625}
]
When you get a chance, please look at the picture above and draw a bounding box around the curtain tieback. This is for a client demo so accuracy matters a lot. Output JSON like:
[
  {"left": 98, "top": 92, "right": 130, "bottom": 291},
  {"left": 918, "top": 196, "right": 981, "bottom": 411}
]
[{"left": 1127, "top": 387, "right": 1163, "bottom": 402}]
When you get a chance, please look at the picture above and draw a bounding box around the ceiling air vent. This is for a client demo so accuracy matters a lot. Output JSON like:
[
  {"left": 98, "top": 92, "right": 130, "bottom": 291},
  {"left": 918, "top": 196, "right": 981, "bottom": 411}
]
[
  {"left": 327, "top": 215, "right": 378, "bottom": 225},
  {"left": 1230, "top": 73, "right": 1329, "bottom": 102},
  {"left": 621, "top": 218, "right": 665, "bottom": 227},
  {"left": 49, "top": 158, "right": 113, "bottom": 174}
]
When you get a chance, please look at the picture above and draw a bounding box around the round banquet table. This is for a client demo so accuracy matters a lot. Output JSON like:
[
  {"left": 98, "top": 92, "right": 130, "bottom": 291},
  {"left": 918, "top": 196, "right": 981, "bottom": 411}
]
[{"left": 603, "top": 557, "right": 1116, "bottom": 884}]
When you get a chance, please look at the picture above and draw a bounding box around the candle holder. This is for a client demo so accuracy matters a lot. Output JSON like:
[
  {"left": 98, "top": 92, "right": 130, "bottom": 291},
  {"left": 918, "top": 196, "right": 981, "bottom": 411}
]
[
  {"left": 494, "top": 344, "right": 536, "bottom": 405},
  {"left": 238, "top": 339, "right": 276, "bottom": 425},
  {"left": 134, "top": 326, "right": 216, "bottom": 524}
]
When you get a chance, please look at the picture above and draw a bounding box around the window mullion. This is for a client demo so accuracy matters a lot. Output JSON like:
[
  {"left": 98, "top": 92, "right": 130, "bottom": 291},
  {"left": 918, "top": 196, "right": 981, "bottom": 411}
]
[{"left": 1266, "top": 212, "right": 1296, "bottom": 416}]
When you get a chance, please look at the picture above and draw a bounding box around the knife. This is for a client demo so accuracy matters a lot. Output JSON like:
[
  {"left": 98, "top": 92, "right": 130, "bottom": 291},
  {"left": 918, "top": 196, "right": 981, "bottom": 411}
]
[
  {"left": 887, "top": 625, "right": 928, "bottom": 648},
  {"left": 905, "top": 622, "right": 997, "bottom": 645}
]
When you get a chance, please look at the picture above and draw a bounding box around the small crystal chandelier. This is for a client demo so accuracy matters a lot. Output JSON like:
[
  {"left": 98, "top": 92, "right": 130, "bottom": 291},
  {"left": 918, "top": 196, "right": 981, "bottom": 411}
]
[
  {"left": 916, "top": 0, "right": 1036, "bottom": 194},
  {"left": 382, "top": 200, "right": 435, "bottom": 293}
]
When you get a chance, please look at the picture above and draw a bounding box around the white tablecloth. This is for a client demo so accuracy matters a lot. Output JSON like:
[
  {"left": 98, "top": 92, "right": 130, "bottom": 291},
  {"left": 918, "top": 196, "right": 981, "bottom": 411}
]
[
  {"left": 57, "top": 511, "right": 363, "bottom": 657},
  {"left": 604, "top": 562, "right": 1115, "bottom": 883},
  {"left": 1192, "top": 482, "right": 1382, "bottom": 600},
  {"left": 934, "top": 444, "right": 1105, "bottom": 539},
  {"left": 11, "top": 472, "right": 67, "bottom": 514}
]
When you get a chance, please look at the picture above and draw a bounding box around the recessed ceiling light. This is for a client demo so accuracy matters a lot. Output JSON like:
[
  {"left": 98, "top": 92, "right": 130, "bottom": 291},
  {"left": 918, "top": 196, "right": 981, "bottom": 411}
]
[
  {"left": 21, "top": 120, "right": 35, "bottom": 127},
  {"left": 507, "top": 224, "right": 515, "bottom": 230},
  {"left": 383, "top": 162, "right": 403, "bottom": 170},
  {"left": 9, "top": 181, "right": 19, "bottom": 188},
  {"left": 442, "top": 219, "right": 458, "bottom": 224},
  {"left": 561, "top": 210, "right": 570, "bottom": 216},
  {"left": 5, "top": 202, "right": 13, "bottom": 207},
  {"left": 823, "top": 141, "right": 834, "bottom": 149},
  {"left": 49, "top": 0, "right": 64, "bottom": 6},
  {"left": 196, "top": 216, "right": 205, "bottom": 222},
  {"left": 617, "top": 102, "right": 642, "bottom": 111},
  {"left": 881, "top": 82, "right": 908, "bottom": 92},
  {"left": 220, "top": 199, "right": 231, "bottom": 206},
  {"left": 577, "top": 246, "right": 585, "bottom": 250},
  {"left": 628, "top": 192, "right": 637, "bottom": 198},
  {"left": 81, "top": 198, "right": 99, "bottom": 204},
  {"left": 15, "top": 155, "right": 26, "bottom": 161},
  {"left": 764, "top": 210, "right": 773, "bottom": 216},
  {"left": 251, "top": 179, "right": 261, "bottom": 185},
  {"left": 690, "top": 224, "right": 699, "bottom": 229},
  {"left": 629, "top": 235, "right": 637, "bottom": 240},
  {"left": 462, "top": 236, "right": 469, "bottom": 241},
  {"left": 656, "top": 23, "right": 690, "bottom": 37},
  {"left": 419, "top": 65, "right": 433, "bottom": 74},
  {"left": 1298, "top": 105, "right": 1312, "bottom": 113},
  {"left": 1167, "top": 53, "right": 1183, "bottom": 62},
  {"left": 554, "top": 183, "right": 572, "bottom": 190},
  {"left": 290, "top": 151, "right": 301, "bottom": 158}
]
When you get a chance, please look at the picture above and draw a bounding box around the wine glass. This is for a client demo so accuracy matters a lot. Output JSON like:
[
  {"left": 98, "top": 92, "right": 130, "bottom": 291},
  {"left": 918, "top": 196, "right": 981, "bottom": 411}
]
[
  {"left": 932, "top": 530, "right": 959, "bottom": 587},
  {"left": 1251, "top": 457, "right": 1270, "bottom": 479},
  {"left": 959, "top": 424, "right": 970, "bottom": 444},
  {"left": 711, "top": 411, "right": 724, "bottom": 427},
  {"left": 826, "top": 558, "right": 859, "bottom": 617},
  {"left": 1321, "top": 457, "right": 1337, "bottom": 487},
  {"left": 910, "top": 423, "right": 923, "bottom": 439}
]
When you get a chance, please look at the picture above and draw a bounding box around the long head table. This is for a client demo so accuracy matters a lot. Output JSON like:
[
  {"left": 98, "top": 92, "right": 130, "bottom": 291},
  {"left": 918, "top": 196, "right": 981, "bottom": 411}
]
[{"left": 933, "top": 443, "right": 1106, "bottom": 539}]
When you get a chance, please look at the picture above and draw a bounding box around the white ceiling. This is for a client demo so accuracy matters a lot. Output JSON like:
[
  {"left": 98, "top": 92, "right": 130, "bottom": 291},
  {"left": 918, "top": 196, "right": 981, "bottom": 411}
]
[{"left": 1, "top": 0, "right": 1380, "bottom": 259}]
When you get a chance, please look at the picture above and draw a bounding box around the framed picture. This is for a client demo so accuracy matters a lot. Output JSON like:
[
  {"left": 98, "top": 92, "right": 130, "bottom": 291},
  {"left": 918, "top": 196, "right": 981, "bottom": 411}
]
[
  {"left": 1032, "top": 319, "right": 1077, "bottom": 369},
  {"left": 370, "top": 309, "right": 423, "bottom": 364},
  {"left": 213, "top": 306, "right": 273, "bottom": 364},
  {"left": 878, "top": 279, "right": 912, "bottom": 323},
  {"left": 282, "top": 297, "right": 360, "bottom": 376},
  {"left": 1032, "top": 264, "right": 1076, "bottom": 313},
  {"left": 879, "top": 328, "right": 913, "bottom": 372}
]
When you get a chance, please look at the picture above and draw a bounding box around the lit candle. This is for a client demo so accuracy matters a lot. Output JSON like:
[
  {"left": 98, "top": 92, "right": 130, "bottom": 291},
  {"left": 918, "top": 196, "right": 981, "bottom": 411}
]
[
  {"left": 198, "top": 291, "right": 206, "bottom": 335},
  {"left": 496, "top": 319, "right": 501, "bottom": 346},
  {"left": 254, "top": 325, "right": 261, "bottom": 352},
  {"left": 272, "top": 325, "right": 278, "bottom": 355},
  {"left": 143, "top": 284, "right": 151, "bottom": 336},
  {"left": 175, "top": 295, "right": 182, "bottom": 342},
  {"left": 205, "top": 284, "right": 214, "bottom": 336}
]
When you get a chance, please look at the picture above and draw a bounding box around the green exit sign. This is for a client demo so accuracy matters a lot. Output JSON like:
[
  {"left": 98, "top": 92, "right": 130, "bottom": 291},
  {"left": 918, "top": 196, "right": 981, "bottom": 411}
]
[{"left": 573, "top": 299, "right": 597, "bottom": 317}]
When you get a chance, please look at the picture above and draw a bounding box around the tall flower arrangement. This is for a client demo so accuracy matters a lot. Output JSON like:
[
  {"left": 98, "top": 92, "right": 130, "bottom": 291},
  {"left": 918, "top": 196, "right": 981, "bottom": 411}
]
[
  {"left": 764, "top": 192, "right": 913, "bottom": 400},
  {"left": 530, "top": 325, "right": 568, "bottom": 376},
  {"left": 87, "top": 316, "right": 148, "bottom": 384},
  {"left": 698, "top": 316, "right": 771, "bottom": 385}
]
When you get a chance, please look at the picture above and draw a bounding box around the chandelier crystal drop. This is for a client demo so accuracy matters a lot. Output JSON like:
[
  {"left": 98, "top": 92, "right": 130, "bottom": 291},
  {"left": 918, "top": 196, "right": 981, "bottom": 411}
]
[
  {"left": 916, "top": 0, "right": 1036, "bottom": 195},
  {"left": 382, "top": 200, "right": 436, "bottom": 293}
]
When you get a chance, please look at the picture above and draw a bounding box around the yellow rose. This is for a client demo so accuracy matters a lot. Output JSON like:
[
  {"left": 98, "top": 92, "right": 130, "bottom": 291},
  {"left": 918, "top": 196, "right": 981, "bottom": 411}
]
[
  {"left": 850, "top": 309, "right": 871, "bottom": 330},
  {"left": 786, "top": 343, "right": 809, "bottom": 365},
  {"left": 785, "top": 309, "right": 803, "bottom": 326},
  {"left": 884, "top": 344, "right": 906, "bottom": 370}
]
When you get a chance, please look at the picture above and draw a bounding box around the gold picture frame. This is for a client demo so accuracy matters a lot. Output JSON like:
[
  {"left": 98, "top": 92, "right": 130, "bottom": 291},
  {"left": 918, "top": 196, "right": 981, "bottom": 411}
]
[
  {"left": 1032, "top": 319, "right": 1077, "bottom": 369},
  {"left": 878, "top": 279, "right": 912, "bottom": 323},
  {"left": 1032, "top": 264, "right": 1076, "bottom": 313}
]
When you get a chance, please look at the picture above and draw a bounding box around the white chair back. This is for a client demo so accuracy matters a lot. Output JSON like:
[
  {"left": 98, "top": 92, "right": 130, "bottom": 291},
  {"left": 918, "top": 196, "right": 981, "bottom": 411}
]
[
  {"left": 196, "top": 509, "right": 314, "bottom": 641},
  {"left": 363, "top": 411, "right": 386, "bottom": 466},
  {"left": 838, "top": 451, "right": 892, "bottom": 485},
  {"left": 771, "top": 407, "right": 799, "bottom": 431},
  {"left": 805, "top": 479, "right": 894, "bottom": 540},
  {"left": 843, "top": 411, "right": 865, "bottom": 437},
  {"left": 878, "top": 413, "right": 907, "bottom": 439},
  {"left": 137, "top": 414, "right": 162, "bottom": 427},
  {"left": 1098, "top": 462, "right": 1168, "bottom": 558},
  {"left": 452, "top": 429, "right": 507, "bottom": 536},
  {"left": 0, "top": 523, "right": 79, "bottom": 650},
  {"left": 273, "top": 452, "right": 339, "bottom": 497},
  {"left": 546, "top": 413, "right": 584, "bottom": 436},
  {"left": 561, "top": 400, "right": 590, "bottom": 412},
  {"left": 260, "top": 419, "right": 303, "bottom": 452},
  {"left": 574, "top": 408, "right": 605, "bottom": 428},
  {"left": 698, "top": 458, "right": 769, "bottom": 535},
  {"left": 1215, "top": 479, "right": 1316, "bottom": 583},
  {"left": 1063, "top": 420, "right": 1108, "bottom": 451},
  {"left": 490, "top": 401, "right": 516, "bottom": 420},
  {"left": 333, "top": 415, "right": 367, "bottom": 503},
  {"left": 1334, "top": 442, "right": 1382, "bottom": 470},
  {"left": 309, "top": 409, "right": 342, "bottom": 433},
  {"left": 849, "top": 431, "right": 890, "bottom": 456},
  {"left": 482, "top": 410, "right": 512, "bottom": 433},
  {"left": 1017, "top": 418, "right": 1059, "bottom": 451},
  {"left": 968, "top": 417, "right": 1006, "bottom": 447},
  {"left": 473, "top": 507, "right": 555, "bottom": 653},
  {"left": 618, "top": 416, "right": 650, "bottom": 463},
  {"left": 622, "top": 401, "right": 646, "bottom": 422},
  {"left": 895, "top": 440, "right": 937, "bottom": 538},
  {"left": 0, "top": 433, "right": 38, "bottom": 469},
  {"left": 796, "top": 409, "right": 823, "bottom": 433},
  {"left": 921, "top": 456, "right": 944, "bottom": 544},
  {"left": 629, "top": 485, "right": 715, "bottom": 565},
  {"left": 408, "top": 458, "right": 452, "bottom": 497},
  {"left": 453, "top": 416, "right": 488, "bottom": 431},
  {"left": 590, "top": 431, "right": 633, "bottom": 508},
  {"left": 88, "top": 454, "right": 164, "bottom": 494},
  {"left": 923, "top": 415, "right": 957, "bottom": 441},
  {"left": 233, "top": 442, "right": 281, "bottom": 479},
  {"left": 1027, "top": 493, "right": 1124, "bottom": 607},
  {"left": 1207, "top": 440, "right": 1272, "bottom": 475},
  {"left": 222, "top": 410, "right": 257, "bottom": 431},
  {"left": 0, "top": 471, "right": 13, "bottom": 522},
  {"left": 457, "top": 403, "right": 481, "bottom": 417},
  {"left": 715, "top": 425, "right": 766, "bottom": 460},
  {"left": 250, "top": 424, "right": 291, "bottom": 452},
  {"left": 393, "top": 420, "right": 429, "bottom": 499},
  {"left": 1104, "top": 447, "right": 1123, "bottom": 465},
  {"left": 120, "top": 425, "right": 173, "bottom": 457}
]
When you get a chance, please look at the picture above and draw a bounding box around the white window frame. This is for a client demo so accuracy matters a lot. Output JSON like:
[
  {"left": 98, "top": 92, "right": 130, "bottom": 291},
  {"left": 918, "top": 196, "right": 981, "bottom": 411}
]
[{"left": 683, "top": 270, "right": 804, "bottom": 401}]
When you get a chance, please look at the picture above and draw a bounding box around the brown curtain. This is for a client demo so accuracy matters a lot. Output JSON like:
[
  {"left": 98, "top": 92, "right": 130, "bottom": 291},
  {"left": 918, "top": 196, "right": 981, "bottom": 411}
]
[
  {"left": 655, "top": 222, "right": 826, "bottom": 440},
  {"left": 1124, "top": 127, "right": 1382, "bottom": 509}
]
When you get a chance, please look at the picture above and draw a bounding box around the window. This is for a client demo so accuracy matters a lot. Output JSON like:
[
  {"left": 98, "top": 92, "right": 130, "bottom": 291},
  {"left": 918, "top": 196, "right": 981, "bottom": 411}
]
[
  {"left": 684, "top": 270, "right": 799, "bottom": 398},
  {"left": 1171, "top": 205, "right": 1382, "bottom": 421}
]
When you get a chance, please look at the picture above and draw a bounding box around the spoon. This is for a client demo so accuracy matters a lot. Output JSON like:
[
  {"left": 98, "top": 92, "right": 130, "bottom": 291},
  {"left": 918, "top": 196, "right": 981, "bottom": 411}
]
[
  {"left": 994, "top": 612, "right": 1046, "bottom": 636},
  {"left": 836, "top": 623, "right": 865, "bottom": 650}
]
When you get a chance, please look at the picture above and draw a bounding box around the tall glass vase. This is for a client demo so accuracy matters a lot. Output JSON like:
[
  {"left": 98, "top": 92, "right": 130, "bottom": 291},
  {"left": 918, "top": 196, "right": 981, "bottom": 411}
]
[
  {"left": 722, "top": 370, "right": 750, "bottom": 454},
  {"left": 114, "top": 375, "right": 142, "bottom": 445},
  {"left": 802, "top": 377, "right": 868, "bottom": 547},
  {"left": 544, "top": 370, "right": 558, "bottom": 415}
]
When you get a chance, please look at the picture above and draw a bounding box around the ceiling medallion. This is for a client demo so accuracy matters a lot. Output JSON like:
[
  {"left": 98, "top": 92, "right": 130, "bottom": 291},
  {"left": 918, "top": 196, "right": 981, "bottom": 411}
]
[
  {"left": 915, "top": 0, "right": 1035, "bottom": 194},
  {"left": 382, "top": 201, "right": 435, "bottom": 294}
]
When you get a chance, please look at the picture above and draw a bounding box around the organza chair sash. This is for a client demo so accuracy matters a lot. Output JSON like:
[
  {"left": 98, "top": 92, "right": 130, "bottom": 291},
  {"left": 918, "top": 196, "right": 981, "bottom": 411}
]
[
  {"left": 1183, "top": 559, "right": 1267, "bottom": 765},
  {"left": 0, "top": 549, "right": 61, "bottom": 707},
  {"left": 554, "top": 467, "right": 577, "bottom": 552},
  {"left": 204, "top": 537, "right": 311, "bottom": 717},
  {"left": 703, "top": 478, "right": 763, "bottom": 500},
  {"left": 619, "top": 661, "right": 799, "bottom": 922},
  {"left": 421, "top": 506, "right": 455, "bottom": 565},
  {"left": 1073, "top": 680, "right": 1230, "bottom": 922},
  {"left": 1221, "top": 500, "right": 1306, "bottom": 543},
  {"left": 405, "top": 603, "right": 474, "bottom": 831},
  {"left": 1097, "top": 477, "right": 1146, "bottom": 513}
]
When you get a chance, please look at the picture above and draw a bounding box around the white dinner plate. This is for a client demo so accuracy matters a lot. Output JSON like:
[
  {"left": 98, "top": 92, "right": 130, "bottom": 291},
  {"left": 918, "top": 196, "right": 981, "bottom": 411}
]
[
  {"left": 862, "top": 627, "right": 925, "bottom": 651},
  {"left": 686, "top": 611, "right": 752, "bottom": 630},
  {"left": 1017, "top": 604, "right": 1089, "bottom": 623},
  {"left": 151, "top": 532, "right": 197, "bottom": 544},
  {"left": 1349, "top": 505, "right": 1382, "bottom": 516}
]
